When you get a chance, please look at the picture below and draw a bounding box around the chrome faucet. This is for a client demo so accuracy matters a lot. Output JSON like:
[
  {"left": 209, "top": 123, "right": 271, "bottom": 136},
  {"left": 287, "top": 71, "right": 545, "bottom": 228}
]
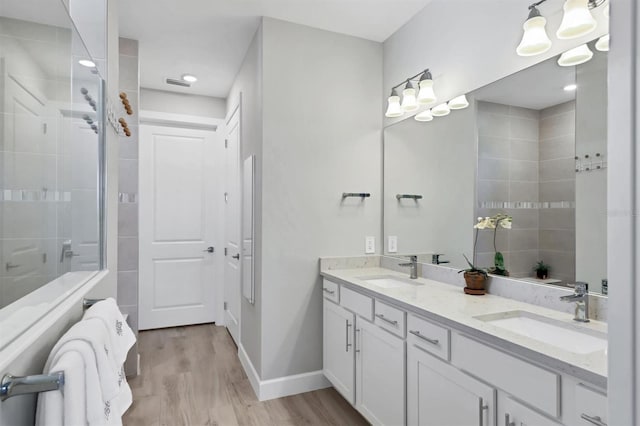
[
  {"left": 399, "top": 255, "right": 418, "bottom": 279},
  {"left": 560, "top": 282, "right": 590, "bottom": 322},
  {"left": 431, "top": 254, "right": 450, "bottom": 265}
]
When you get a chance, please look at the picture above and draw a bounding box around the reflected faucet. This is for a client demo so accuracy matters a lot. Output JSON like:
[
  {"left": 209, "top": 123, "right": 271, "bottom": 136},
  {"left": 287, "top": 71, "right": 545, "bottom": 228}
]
[
  {"left": 432, "top": 254, "right": 450, "bottom": 265},
  {"left": 560, "top": 282, "right": 590, "bottom": 322},
  {"left": 399, "top": 255, "right": 418, "bottom": 279}
]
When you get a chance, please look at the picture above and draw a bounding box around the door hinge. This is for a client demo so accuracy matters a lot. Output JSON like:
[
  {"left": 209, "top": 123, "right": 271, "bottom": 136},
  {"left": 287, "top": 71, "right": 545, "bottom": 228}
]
[
  {"left": 224, "top": 247, "right": 228, "bottom": 256},
  {"left": 225, "top": 139, "right": 228, "bottom": 148},
  {"left": 43, "top": 123, "right": 47, "bottom": 134},
  {"left": 224, "top": 301, "right": 228, "bottom": 310},
  {"left": 224, "top": 192, "right": 228, "bottom": 203}
]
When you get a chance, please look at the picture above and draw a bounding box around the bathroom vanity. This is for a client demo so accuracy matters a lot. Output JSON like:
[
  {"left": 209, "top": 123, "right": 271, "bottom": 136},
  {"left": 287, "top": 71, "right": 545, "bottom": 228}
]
[{"left": 320, "top": 263, "right": 607, "bottom": 426}]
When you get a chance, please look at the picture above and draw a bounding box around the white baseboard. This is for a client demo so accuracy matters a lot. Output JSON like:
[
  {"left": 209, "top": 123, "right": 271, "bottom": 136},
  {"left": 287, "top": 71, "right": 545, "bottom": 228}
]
[{"left": 238, "top": 344, "right": 331, "bottom": 401}]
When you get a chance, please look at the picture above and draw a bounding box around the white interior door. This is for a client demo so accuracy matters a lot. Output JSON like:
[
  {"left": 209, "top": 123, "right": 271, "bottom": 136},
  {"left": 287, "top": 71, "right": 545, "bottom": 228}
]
[
  {"left": 224, "top": 105, "right": 241, "bottom": 343},
  {"left": 139, "top": 124, "right": 219, "bottom": 330}
]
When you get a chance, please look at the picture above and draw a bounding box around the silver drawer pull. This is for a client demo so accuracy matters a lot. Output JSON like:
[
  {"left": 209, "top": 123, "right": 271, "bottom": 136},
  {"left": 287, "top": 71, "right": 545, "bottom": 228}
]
[
  {"left": 409, "top": 330, "right": 439, "bottom": 345},
  {"left": 479, "top": 398, "right": 488, "bottom": 426},
  {"left": 375, "top": 313, "right": 398, "bottom": 326},
  {"left": 323, "top": 288, "right": 335, "bottom": 295},
  {"left": 581, "top": 414, "right": 607, "bottom": 426}
]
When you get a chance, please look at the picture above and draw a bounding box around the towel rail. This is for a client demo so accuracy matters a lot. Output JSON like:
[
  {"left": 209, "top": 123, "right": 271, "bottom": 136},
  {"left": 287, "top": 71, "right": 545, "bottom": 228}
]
[
  {"left": 83, "top": 298, "right": 105, "bottom": 309},
  {"left": 0, "top": 372, "right": 64, "bottom": 401}
]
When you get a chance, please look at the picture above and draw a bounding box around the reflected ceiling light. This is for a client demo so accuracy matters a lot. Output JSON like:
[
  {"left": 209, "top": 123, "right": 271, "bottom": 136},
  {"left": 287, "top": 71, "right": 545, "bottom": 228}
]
[
  {"left": 385, "top": 88, "right": 403, "bottom": 118},
  {"left": 563, "top": 84, "right": 578, "bottom": 91},
  {"left": 516, "top": 5, "right": 553, "bottom": 56},
  {"left": 78, "top": 59, "right": 96, "bottom": 68},
  {"left": 558, "top": 44, "right": 594, "bottom": 66},
  {"left": 417, "top": 70, "right": 437, "bottom": 105},
  {"left": 556, "top": 0, "right": 597, "bottom": 39},
  {"left": 401, "top": 80, "right": 419, "bottom": 112},
  {"left": 431, "top": 103, "right": 451, "bottom": 117},
  {"left": 182, "top": 74, "right": 198, "bottom": 83},
  {"left": 595, "top": 34, "right": 610, "bottom": 51},
  {"left": 414, "top": 110, "right": 433, "bottom": 122},
  {"left": 448, "top": 94, "right": 469, "bottom": 110}
]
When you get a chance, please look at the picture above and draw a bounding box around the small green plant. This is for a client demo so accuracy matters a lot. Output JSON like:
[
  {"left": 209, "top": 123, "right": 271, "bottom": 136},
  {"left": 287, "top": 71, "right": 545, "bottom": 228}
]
[{"left": 534, "top": 261, "right": 550, "bottom": 279}]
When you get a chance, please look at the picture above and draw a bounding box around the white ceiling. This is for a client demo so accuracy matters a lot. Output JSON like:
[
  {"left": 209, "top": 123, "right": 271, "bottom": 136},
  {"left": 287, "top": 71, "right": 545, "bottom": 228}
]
[{"left": 119, "top": 0, "right": 432, "bottom": 98}]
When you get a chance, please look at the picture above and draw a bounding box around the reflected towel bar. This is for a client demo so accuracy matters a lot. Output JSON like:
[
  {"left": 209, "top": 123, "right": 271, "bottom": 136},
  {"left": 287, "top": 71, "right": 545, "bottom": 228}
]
[
  {"left": 342, "top": 192, "right": 371, "bottom": 199},
  {"left": 396, "top": 194, "right": 423, "bottom": 200},
  {"left": 0, "top": 372, "right": 64, "bottom": 401},
  {"left": 83, "top": 298, "right": 105, "bottom": 309}
]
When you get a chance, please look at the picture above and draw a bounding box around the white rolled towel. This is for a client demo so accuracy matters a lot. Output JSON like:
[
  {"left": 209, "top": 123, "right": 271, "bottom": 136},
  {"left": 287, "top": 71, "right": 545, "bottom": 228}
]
[{"left": 83, "top": 298, "right": 136, "bottom": 367}]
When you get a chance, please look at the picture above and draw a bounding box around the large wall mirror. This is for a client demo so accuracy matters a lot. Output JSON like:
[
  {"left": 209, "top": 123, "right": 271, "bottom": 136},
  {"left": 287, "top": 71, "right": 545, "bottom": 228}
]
[
  {"left": 0, "top": 0, "right": 106, "bottom": 347},
  {"left": 384, "top": 38, "right": 608, "bottom": 295}
]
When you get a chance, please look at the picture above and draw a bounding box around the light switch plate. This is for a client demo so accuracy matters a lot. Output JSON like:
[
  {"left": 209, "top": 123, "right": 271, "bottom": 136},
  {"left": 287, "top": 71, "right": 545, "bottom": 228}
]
[
  {"left": 388, "top": 236, "right": 398, "bottom": 253},
  {"left": 365, "top": 236, "right": 375, "bottom": 254}
]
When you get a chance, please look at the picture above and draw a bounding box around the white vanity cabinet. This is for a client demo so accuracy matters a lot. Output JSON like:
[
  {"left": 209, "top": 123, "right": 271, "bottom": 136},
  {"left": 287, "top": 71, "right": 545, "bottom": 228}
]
[
  {"left": 407, "top": 343, "right": 495, "bottom": 426},
  {"left": 499, "top": 393, "right": 562, "bottom": 426},
  {"left": 355, "top": 317, "right": 405, "bottom": 426},
  {"left": 323, "top": 298, "right": 355, "bottom": 403}
]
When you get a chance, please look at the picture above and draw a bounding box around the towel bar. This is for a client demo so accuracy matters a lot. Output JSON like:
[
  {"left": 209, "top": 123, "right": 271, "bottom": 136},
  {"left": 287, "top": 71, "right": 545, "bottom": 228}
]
[
  {"left": 83, "top": 298, "right": 105, "bottom": 309},
  {"left": 0, "top": 372, "right": 64, "bottom": 401}
]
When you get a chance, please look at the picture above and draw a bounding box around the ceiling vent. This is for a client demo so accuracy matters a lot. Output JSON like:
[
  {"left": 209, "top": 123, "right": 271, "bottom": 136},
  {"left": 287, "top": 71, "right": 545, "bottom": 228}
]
[{"left": 166, "top": 78, "right": 190, "bottom": 87}]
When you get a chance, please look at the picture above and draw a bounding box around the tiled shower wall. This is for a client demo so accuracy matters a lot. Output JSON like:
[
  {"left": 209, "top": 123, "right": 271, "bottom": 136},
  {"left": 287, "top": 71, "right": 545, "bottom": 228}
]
[
  {"left": 477, "top": 100, "right": 577, "bottom": 283},
  {"left": 117, "top": 38, "right": 139, "bottom": 376},
  {"left": 538, "top": 101, "right": 576, "bottom": 284},
  {"left": 477, "top": 101, "right": 541, "bottom": 278}
]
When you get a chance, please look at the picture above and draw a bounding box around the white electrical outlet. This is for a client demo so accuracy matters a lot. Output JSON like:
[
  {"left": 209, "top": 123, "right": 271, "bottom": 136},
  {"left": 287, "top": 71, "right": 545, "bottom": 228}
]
[
  {"left": 365, "top": 236, "right": 375, "bottom": 254},
  {"left": 388, "top": 236, "right": 398, "bottom": 253}
]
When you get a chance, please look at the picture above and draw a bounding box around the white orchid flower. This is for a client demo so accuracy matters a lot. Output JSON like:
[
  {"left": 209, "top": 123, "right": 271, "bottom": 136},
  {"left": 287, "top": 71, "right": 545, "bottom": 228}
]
[{"left": 500, "top": 218, "right": 512, "bottom": 229}]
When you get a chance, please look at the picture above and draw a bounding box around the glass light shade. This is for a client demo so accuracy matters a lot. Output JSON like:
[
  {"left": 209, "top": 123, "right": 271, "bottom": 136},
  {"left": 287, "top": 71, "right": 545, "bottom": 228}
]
[
  {"left": 558, "top": 44, "right": 594, "bottom": 66},
  {"left": 385, "top": 95, "right": 403, "bottom": 118},
  {"left": 516, "top": 16, "right": 552, "bottom": 56},
  {"left": 448, "top": 95, "right": 469, "bottom": 110},
  {"left": 595, "top": 34, "right": 609, "bottom": 51},
  {"left": 431, "top": 103, "right": 450, "bottom": 117},
  {"left": 417, "top": 79, "right": 437, "bottom": 105},
  {"left": 556, "top": 0, "right": 597, "bottom": 39},
  {"left": 401, "top": 87, "right": 418, "bottom": 112},
  {"left": 414, "top": 110, "right": 433, "bottom": 122}
]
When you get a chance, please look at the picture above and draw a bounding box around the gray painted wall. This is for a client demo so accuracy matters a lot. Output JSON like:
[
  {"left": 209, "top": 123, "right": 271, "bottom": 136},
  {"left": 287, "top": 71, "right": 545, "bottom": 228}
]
[
  {"left": 140, "top": 88, "right": 226, "bottom": 119},
  {"left": 226, "top": 24, "right": 264, "bottom": 376},
  {"left": 260, "top": 18, "right": 383, "bottom": 380}
]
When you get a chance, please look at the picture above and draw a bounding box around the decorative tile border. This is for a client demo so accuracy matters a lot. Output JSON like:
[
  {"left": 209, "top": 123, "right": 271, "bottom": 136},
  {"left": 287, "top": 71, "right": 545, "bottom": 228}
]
[
  {"left": 1, "top": 189, "right": 71, "bottom": 202},
  {"left": 479, "top": 201, "right": 575, "bottom": 209}
]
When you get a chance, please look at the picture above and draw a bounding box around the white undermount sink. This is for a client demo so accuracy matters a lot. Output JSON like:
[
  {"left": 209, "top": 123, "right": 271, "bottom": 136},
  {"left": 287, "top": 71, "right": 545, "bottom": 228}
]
[
  {"left": 358, "top": 275, "right": 421, "bottom": 289},
  {"left": 474, "top": 310, "right": 607, "bottom": 355}
]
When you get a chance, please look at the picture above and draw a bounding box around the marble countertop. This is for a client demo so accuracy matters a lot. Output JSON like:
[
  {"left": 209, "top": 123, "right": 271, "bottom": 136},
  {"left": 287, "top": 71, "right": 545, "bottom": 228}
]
[{"left": 321, "top": 266, "right": 608, "bottom": 388}]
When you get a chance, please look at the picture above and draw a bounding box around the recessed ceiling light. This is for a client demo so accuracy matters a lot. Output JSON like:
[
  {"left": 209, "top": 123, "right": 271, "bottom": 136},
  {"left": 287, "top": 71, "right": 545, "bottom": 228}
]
[
  {"left": 182, "top": 74, "right": 198, "bottom": 83},
  {"left": 78, "top": 59, "right": 96, "bottom": 68},
  {"left": 564, "top": 84, "right": 578, "bottom": 91}
]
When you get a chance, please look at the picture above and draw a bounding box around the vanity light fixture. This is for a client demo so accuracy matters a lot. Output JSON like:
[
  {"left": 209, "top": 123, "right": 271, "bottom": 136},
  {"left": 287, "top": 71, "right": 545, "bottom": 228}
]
[
  {"left": 417, "top": 70, "right": 437, "bottom": 105},
  {"left": 563, "top": 83, "right": 578, "bottom": 91},
  {"left": 401, "top": 80, "right": 419, "bottom": 112},
  {"left": 431, "top": 103, "right": 451, "bottom": 117},
  {"left": 385, "top": 88, "right": 404, "bottom": 117},
  {"left": 557, "top": 43, "right": 594, "bottom": 66},
  {"left": 182, "top": 74, "right": 198, "bottom": 83},
  {"left": 556, "top": 0, "right": 597, "bottom": 39},
  {"left": 414, "top": 110, "right": 434, "bottom": 122},
  {"left": 448, "top": 94, "right": 470, "bottom": 110},
  {"left": 78, "top": 59, "right": 96, "bottom": 68},
  {"left": 595, "top": 34, "right": 610, "bottom": 51},
  {"left": 516, "top": 4, "right": 553, "bottom": 56}
]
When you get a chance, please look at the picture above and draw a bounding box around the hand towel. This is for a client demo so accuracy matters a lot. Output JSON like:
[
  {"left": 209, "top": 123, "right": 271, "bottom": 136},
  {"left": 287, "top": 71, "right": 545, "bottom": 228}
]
[
  {"left": 83, "top": 298, "right": 136, "bottom": 366},
  {"left": 44, "top": 319, "right": 121, "bottom": 404}
]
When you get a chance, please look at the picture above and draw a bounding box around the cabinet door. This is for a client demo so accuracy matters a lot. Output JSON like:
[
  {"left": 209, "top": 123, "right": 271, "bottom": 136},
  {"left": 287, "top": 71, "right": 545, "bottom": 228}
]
[
  {"left": 323, "top": 299, "right": 356, "bottom": 404},
  {"left": 356, "top": 317, "right": 405, "bottom": 426},
  {"left": 499, "top": 393, "right": 561, "bottom": 426},
  {"left": 407, "top": 344, "right": 495, "bottom": 426}
]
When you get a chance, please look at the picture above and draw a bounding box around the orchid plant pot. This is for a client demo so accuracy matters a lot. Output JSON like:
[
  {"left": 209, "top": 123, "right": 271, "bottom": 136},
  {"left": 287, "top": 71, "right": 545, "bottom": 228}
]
[{"left": 463, "top": 271, "right": 487, "bottom": 291}]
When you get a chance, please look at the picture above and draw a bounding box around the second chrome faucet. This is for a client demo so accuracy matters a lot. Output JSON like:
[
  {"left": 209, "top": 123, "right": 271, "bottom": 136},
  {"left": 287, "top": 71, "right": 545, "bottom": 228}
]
[{"left": 399, "top": 255, "right": 418, "bottom": 279}]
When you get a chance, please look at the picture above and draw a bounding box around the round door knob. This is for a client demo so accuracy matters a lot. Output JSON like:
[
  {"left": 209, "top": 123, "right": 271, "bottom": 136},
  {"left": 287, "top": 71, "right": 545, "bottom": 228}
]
[
  {"left": 232, "top": 253, "right": 240, "bottom": 260},
  {"left": 203, "top": 246, "right": 214, "bottom": 253}
]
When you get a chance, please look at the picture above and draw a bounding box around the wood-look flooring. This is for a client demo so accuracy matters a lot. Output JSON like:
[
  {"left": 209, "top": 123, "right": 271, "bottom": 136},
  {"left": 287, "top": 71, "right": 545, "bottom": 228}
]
[{"left": 123, "top": 324, "right": 368, "bottom": 426}]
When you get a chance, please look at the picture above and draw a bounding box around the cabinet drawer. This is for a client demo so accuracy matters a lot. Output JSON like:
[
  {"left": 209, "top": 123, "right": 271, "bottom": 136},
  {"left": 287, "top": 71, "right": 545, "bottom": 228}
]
[
  {"left": 374, "top": 300, "right": 406, "bottom": 337},
  {"left": 500, "top": 394, "right": 562, "bottom": 426},
  {"left": 340, "top": 286, "right": 373, "bottom": 320},
  {"left": 407, "top": 314, "right": 450, "bottom": 361},
  {"left": 573, "top": 384, "right": 607, "bottom": 426},
  {"left": 322, "top": 279, "right": 339, "bottom": 303},
  {"left": 452, "top": 334, "right": 560, "bottom": 418}
]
